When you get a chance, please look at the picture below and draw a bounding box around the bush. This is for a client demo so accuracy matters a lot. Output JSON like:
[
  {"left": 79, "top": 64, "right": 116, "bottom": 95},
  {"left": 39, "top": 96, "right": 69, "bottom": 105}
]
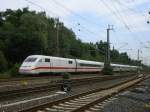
[
  {"left": 0, "top": 51, "right": 7, "bottom": 72},
  {"left": 10, "top": 63, "right": 20, "bottom": 77},
  {"left": 62, "top": 72, "right": 70, "bottom": 80},
  {"left": 0, "top": 72, "right": 11, "bottom": 78},
  {"left": 102, "top": 65, "right": 113, "bottom": 75}
]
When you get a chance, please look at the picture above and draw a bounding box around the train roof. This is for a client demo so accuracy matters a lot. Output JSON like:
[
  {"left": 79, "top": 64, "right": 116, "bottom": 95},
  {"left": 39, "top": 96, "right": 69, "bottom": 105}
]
[
  {"left": 28, "top": 55, "right": 104, "bottom": 64},
  {"left": 27, "top": 55, "right": 75, "bottom": 61},
  {"left": 111, "top": 63, "right": 138, "bottom": 68},
  {"left": 76, "top": 59, "right": 104, "bottom": 65}
]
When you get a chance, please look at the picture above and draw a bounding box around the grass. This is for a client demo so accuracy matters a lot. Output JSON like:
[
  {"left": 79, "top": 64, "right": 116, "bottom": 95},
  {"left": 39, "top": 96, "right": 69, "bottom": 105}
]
[
  {"left": 0, "top": 71, "right": 12, "bottom": 79},
  {"left": 0, "top": 70, "right": 22, "bottom": 79}
]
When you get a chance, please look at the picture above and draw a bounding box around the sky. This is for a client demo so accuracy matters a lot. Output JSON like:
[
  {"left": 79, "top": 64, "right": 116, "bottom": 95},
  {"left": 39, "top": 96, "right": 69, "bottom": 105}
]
[{"left": 1, "top": 0, "right": 150, "bottom": 65}]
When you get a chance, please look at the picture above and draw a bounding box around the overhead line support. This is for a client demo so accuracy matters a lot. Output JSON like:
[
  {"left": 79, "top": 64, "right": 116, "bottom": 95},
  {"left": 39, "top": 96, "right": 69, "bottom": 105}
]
[{"left": 105, "top": 25, "right": 114, "bottom": 68}]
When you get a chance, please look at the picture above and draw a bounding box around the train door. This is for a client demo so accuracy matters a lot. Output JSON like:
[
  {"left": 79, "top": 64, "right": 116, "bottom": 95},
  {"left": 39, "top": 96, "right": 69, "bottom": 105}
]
[{"left": 44, "top": 58, "right": 51, "bottom": 73}]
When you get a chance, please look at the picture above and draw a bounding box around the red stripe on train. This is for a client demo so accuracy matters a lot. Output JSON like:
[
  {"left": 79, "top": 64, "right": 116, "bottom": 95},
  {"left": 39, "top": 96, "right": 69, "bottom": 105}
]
[{"left": 32, "top": 67, "right": 101, "bottom": 70}]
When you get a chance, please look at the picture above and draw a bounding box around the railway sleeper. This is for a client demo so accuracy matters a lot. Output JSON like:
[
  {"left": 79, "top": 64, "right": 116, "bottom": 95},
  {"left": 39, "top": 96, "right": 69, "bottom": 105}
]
[
  {"left": 59, "top": 103, "right": 81, "bottom": 108},
  {"left": 69, "top": 100, "right": 90, "bottom": 103},
  {"left": 64, "top": 101, "right": 86, "bottom": 106},
  {"left": 45, "top": 108, "right": 58, "bottom": 111}
]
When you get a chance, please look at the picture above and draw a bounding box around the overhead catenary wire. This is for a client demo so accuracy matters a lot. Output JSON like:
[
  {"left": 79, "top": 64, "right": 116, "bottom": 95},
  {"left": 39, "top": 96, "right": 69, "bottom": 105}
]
[
  {"left": 99, "top": 0, "right": 148, "bottom": 62},
  {"left": 52, "top": 0, "right": 104, "bottom": 29},
  {"left": 110, "top": 0, "right": 145, "bottom": 30},
  {"left": 100, "top": 0, "right": 146, "bottom": 47},
  {"left": 25, "top": 0, "right": 104, "bottom": 41},
  {"left": 99, "top": 0, "right": 129, "bottom": 30},
  {"left": 114, "top": 0, "right": 146, "bottom": 18},
  {"left": 106, "top": 0, "right": 131, "bottom": 30},
  {"left": 114, "top": 0, "right": 149, "bottom": 36},
  {"left": 49, "top": 0, "right": 106, "bottom": 40},
  {"left": 103, "top": 0, "right": 149, "bottom": 63},
  {"left": 99, "top": 0, "right": 135, "bottom": 45},
  {"left": 96, "top": 0, "right": 139, "bottom": 60}
]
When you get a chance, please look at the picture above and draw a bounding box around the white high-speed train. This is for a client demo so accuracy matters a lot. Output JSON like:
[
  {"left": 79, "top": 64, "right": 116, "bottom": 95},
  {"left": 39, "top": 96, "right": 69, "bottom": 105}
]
[{"left": 19, "top": 55, "right": 138, "bottom": 74}]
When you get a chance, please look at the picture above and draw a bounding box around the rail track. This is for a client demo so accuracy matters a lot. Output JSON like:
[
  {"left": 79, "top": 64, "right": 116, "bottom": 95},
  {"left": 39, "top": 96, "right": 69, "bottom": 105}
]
[
  {"left": 0, "top": 75, "right": 59, "bottom": 82},
  {"left": 0, "top": 72, "right": 134, "bottom": 83},
  {"left": 0, "top": 74, "right": 106, "bottom": 94},
  {"left": 21, "top": 75, "right": 146, "bottom": 112},
  {"left": 0, "top": 73, "right": 136, "bottom": 94},
  {"left": 0, "top": 74, "right": 133, "bottom": 100}
]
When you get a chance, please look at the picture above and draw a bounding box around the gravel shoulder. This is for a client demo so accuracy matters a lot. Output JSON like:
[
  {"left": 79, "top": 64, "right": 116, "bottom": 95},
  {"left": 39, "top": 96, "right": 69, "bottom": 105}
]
[{"left": 97, "top": 76, "right": 150, "bottom": 112}]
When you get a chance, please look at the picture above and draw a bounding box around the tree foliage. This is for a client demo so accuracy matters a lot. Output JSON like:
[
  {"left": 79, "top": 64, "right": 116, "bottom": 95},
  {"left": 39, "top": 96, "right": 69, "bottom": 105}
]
[{"left": 0, "top": 51, "right": 7, "bottom": 72}]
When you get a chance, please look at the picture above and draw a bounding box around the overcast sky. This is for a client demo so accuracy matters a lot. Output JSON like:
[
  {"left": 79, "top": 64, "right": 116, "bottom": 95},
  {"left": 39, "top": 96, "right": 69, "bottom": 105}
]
[{"left": 1, "top": 0, "right": 150, "bottom": 65}]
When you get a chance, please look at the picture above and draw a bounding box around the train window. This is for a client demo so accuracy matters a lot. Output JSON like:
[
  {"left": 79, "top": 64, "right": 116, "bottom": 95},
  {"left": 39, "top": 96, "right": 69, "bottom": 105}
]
[
  {"left": 39, "top": 59, "right": 42, "bottom": 62},
  {"left": 45, "top": 58, "right": 50, "bottom": 62},
  {"left": 79, "top": 63, "right": 101, "bottom": 67},
  {"left": 24, "top": 58, "right": 37, "bottom": 62},
  {"left": 68, "top": 61, "right": 73, "bottom": 64}
]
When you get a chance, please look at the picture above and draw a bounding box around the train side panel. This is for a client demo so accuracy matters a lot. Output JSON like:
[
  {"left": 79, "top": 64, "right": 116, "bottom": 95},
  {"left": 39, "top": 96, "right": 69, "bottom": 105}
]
[
  {"left": 33, "top": 56, "right": 51, "bottom": 74},
  {"left": 50, "top": 57, "right": 76, "bottom": 73},
  {"left": 76, "top": 59, "right": 103, "bottom": 72}
]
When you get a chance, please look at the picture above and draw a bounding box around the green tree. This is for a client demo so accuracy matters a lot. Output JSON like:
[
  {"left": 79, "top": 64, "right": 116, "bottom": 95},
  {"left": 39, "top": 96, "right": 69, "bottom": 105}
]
[{"left": 0, "top": 51, "right": 7, "bottom": 72}]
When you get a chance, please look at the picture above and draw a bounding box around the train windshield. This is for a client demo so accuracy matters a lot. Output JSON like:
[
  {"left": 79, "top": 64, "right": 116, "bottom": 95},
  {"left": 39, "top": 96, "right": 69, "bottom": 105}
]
[{"left": 24, "top": 57, "right": 37, "bottom": 62}]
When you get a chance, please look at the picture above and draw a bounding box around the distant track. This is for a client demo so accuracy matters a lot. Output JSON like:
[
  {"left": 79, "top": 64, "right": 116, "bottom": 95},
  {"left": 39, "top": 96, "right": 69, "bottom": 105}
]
[
  {"left": 0, "top": 75, "right": 61, "bottom": 83},
  {"left": 0, "top": 72, "right": 134, "bottom": 83}
]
